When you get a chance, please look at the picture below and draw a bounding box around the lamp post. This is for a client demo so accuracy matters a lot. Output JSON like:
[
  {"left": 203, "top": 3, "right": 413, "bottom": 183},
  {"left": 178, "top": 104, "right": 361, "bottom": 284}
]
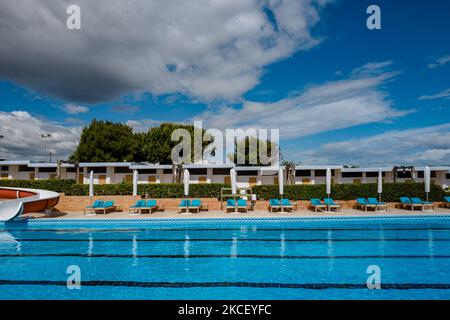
[{"left": 41, "top": 133, "right": 52, "bottom": 162}]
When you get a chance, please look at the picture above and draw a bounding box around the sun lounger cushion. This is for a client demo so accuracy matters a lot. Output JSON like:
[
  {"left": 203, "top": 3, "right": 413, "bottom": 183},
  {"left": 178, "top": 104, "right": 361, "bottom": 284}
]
[
  {"left": 400, "top": 197, "right": 412, "bottom": 204},
  {"left": 179, "top": 199, "right": 190, "bottom": 207},
  {"left": 411, "top": 197, "right": 432, "bottom": 205},
  {"left": 310, "top": 199, "right": 324, "bottom": 206},
  {"left": 102, "top": 201, "right": 115, "bottom": 208},
  {"left": 269, "top": 199, "right": 280, "bottom": 206},
  {"left": 190, "top": 199, "right": 201, "bottom": 207},
  {"left": 146, "top": 200, "right": 157, "bottom": 207},
  {"left": 356, "top": 198, "right": 367, "bottom": 205},
  {"left": 130, "top": 200, "right": 146, "bottom": 208},
  {"left": 237, "top": 199, "right": 247, "bottom": 207},
  {"left": 86, "top": 200, "right": 103, "bottom": 208},
  {"left": 324, "top": 198, "right": 338, "bottom": 206},
  {"left": 367, "top": 198, "right": 384, "bottom": 205}
]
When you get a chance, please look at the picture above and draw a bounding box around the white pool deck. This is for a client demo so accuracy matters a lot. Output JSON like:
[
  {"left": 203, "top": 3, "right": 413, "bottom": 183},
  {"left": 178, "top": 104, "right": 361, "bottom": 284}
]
[{"left": 21, "top": 208, "right": 450, "bottom": 220}]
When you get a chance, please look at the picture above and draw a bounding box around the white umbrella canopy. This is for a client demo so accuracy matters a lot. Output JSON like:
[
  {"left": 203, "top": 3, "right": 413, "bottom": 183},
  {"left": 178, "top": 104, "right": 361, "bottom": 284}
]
[
  {"left": 278, "top": 168, "right": 284, "bottom": 197},
  {"left": 132, "top": 170, "right": 138, "bottom": 197},
  {"left": 183, "top": 169, "right": 190, "bottom": 197},
  {"left": 326, "top": 168, "right": 332, "bottom": 196},
  {"left": 89, "top": 171, "right": 94, "bottom": 197},
  {"left": 377, "top": 168, "right": 383, "bottom": 195},
  {"left": 424, "top": 165, "right": 431, "bottom": 201},
  {"left": 230, "top": 169, "right": 237, "bottom": 195}
]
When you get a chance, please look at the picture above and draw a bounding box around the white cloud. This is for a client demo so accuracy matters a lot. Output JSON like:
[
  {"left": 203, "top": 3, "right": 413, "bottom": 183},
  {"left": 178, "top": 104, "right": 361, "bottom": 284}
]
[
  {"left": 199, "top": 62, "right": 410, "bottom": 139},
  {"left": 60, "top": 104, "right": 89, "bottom": 114},
  {"left": 0, "top": 111, "right": 81, "bottom": 160},
  {"left": 428, "top": 55, "right": 450, "bottom": 69},
  {"left": 0, "top": 0, "right": 329, "bottom": 103},
  {"left": 418, "top": 88, "right": 450, "bottom": 100},
  {"left": 296, "top": 123, "right": 450, "bottom": 166}
]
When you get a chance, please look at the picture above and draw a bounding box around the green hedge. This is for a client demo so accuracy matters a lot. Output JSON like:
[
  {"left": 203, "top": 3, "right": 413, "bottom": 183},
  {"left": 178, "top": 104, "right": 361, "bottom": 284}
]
[
  {"left": 0, "top": 180, "right": 228, "bottom": 198},
  {"left": 0, "top": 179, "right": 446, "bottom": 201},
  {"left": 0, "top": 179, "right": 78, "bottom": 193},
  {"left": 253, "top": 182, "right": 446, "bottom": 202}
]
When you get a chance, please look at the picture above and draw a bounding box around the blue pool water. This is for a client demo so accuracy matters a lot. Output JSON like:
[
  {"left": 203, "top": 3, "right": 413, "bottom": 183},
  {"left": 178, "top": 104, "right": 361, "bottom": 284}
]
[{"left": 1, "top": 216, "right": 450, "bottom": 300}]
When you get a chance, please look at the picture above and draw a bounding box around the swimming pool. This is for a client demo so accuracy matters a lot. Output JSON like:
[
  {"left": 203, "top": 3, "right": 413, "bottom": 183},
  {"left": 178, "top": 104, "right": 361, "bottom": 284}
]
[{"left": 1, "top": 216, "right": 450, "bottom": 300}]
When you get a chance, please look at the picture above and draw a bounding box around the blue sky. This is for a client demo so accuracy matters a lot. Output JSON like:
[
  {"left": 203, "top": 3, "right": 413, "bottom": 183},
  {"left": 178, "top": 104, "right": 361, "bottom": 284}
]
[{"left": 0, "top": 0, "right": 449, "bottom": 165}]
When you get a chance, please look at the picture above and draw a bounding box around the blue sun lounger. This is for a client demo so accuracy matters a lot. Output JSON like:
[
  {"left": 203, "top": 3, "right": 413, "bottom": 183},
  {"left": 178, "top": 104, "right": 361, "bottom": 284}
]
[
  {"left": 281, "top": 199, "right": 296, "bottom": 211},
  {"left": 141, "top": 199, "right": 158, "bottom": 213},
  {"left": 442, "top": 196, "right": 450, "bottom": 208},
  {"left": 367, "top": 197, "right": 387, "bottom": 211},
  {"left": 226, "top": 199, "right": 248, "bottom": 212},
  {"left": 411, "top": 197, "right": 434, "bottom": 210},
  {"left": 237, "top": 199, "right": 248, "bottom": 212},
  {"left": 84, "top": 200, "right": 103, "bottom": 214},
  {"left": 399, "top": 197, "right": 422, "bottom": 211},
  {"left": 94, "top": 200, "right": 116, "bottom": 214},
  {"left": 269, "top": 199, "right": 281, "bottom": 212},
  {"left": 189, "top": 199, "right": 202, "bottom": 213},
  {"left": 323, "top": 198, "right": 341, "bottom": 211},
  {"left": 355, "top": 198, "right": 376, "bottom": 211},
  {"left": 310, "top": 198, "right": 326, "bottom": 212},
  {"left": 179, "top": 199, "right": 190, "bottom": 213},
  {"left": 129, "top": 199, "right": 147, "bottom": 214}
]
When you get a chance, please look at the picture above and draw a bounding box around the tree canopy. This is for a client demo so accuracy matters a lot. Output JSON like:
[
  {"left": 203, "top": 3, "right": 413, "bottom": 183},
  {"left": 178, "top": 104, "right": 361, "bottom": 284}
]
[
  {"left": 228, "top": 136, "right": 278, "bottom": 166},
  {"left": 71, "top": 120, "right": 274, "bottom": 165},
  {"left": 70, "top": 120, "right": 141, "bottom": 162},
  {"left": 70, "top": 120, "right": 209, "bottom": 164}
]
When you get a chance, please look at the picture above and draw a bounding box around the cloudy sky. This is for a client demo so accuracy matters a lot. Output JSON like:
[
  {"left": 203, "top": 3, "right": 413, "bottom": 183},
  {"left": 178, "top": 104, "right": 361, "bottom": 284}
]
[{"left": 0, "top": 0, "right": 449, "bottom": 165}]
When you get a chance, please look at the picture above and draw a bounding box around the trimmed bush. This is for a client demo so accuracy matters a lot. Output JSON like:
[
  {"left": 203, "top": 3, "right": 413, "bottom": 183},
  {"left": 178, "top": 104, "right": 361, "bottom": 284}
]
[
  {"left": 0, "top": 180, "right": 446, "bottom": 201},
  {"left": 253, "top": 182, "right": 446, "bottom": 202},
  {"left": 0, "top": 179, "right": 78, "bottom": 193}
]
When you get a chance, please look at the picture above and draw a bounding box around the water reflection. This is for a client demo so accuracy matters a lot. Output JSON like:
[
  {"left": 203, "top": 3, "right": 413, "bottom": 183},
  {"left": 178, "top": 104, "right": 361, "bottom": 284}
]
[
  {"left": 0, "top": 231, "right": 20, "bottom": 252},
  {"left": 132, "top": 235, "right": 138, "bottom": 266},
  {"left": 280, "top": 232, "right": 285, "bottom": 258},
  {"left": 184, "top": 234, "right": 190, "bottom": 258},
  {"left": 87, "top": 234, "right": 93, "bottom": 257},
  {"left": 428, "top": 229, "right": 434, "bottom": 258},
  {"left": 327, "top": 229, "right": 334, "bottom": 272},
  {"left": 231, "top": 236, "right": 238, "bottom": 258}
]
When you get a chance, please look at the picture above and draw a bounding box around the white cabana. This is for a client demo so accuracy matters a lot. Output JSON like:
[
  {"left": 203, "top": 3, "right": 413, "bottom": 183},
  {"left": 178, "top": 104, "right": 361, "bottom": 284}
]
[{"left": 132, "top": 170, "right": 138, "bottom": 197}]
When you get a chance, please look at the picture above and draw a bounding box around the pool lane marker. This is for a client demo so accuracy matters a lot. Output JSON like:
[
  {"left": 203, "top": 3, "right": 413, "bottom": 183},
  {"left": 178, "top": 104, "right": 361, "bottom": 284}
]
[
  {"left": 0, "top": 253, "right": 449, "bottom": 259},
  {"left": 9, "top": 237, "right": 450, "bottom": 243},
  {"left": 0, "top": 279, "right": 449, "bottom": 290}
]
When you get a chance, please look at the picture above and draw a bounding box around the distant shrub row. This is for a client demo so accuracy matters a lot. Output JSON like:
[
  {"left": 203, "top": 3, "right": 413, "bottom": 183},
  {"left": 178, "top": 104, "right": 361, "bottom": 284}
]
[{"left": 0, "top": 180, "right": 447, "bottom": 201}]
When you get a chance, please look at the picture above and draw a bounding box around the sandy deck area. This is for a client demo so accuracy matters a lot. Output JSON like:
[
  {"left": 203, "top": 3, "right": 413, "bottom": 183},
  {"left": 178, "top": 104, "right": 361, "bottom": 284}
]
[{"left": 21, "top": 207, "right": 450, "bottom": 220}]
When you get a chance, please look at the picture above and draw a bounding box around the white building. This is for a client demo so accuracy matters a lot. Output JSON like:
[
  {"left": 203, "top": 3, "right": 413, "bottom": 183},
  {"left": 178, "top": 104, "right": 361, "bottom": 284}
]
[{"left": 0, "top": 160, "right": 449, "bottom": 189}]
